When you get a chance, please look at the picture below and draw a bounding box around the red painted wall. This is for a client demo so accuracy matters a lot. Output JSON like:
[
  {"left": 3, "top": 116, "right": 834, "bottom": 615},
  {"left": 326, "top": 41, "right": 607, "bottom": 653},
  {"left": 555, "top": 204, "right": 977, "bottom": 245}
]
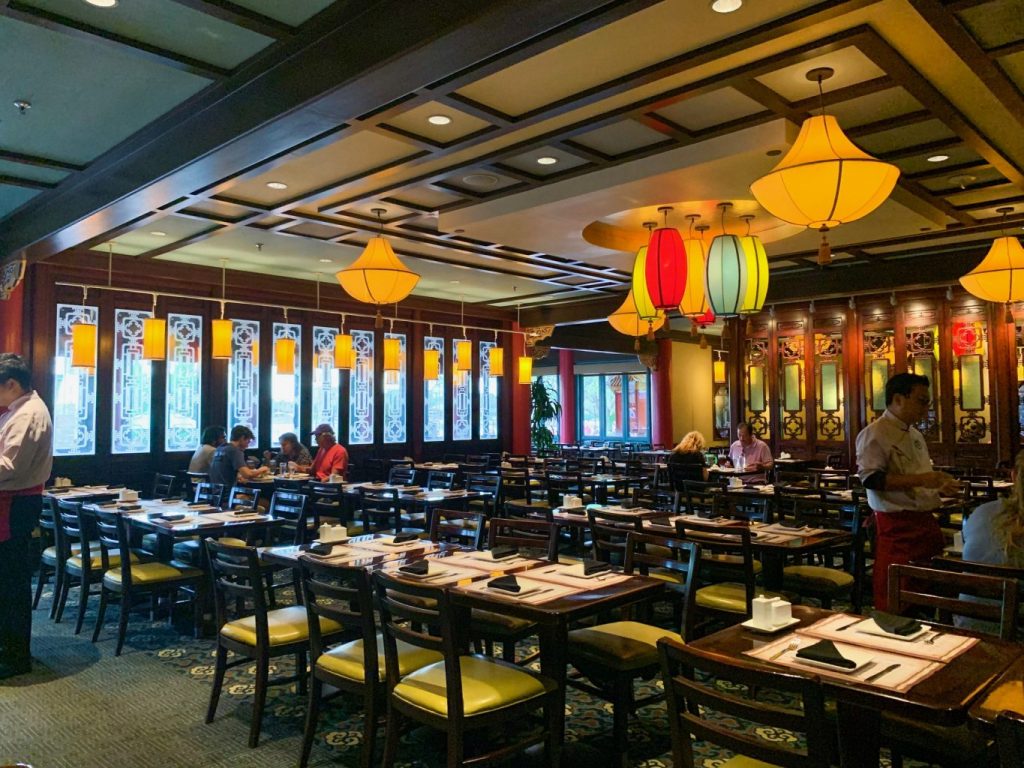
[
  {"left": 0, "top": 280, "right": 24, "bottom": 354},
  {"left": 558, "top": 348, "right": 575, "bottom": 442},
  {"left": 651, "top": 338, "right": 673, "bottom": 448}
]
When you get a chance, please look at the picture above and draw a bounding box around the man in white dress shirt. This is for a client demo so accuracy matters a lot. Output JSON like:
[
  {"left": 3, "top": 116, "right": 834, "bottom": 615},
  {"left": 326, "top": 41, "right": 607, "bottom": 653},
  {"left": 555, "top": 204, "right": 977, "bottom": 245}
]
[{"left": 0, "top": 353, "right": 53, "bottom": 678}]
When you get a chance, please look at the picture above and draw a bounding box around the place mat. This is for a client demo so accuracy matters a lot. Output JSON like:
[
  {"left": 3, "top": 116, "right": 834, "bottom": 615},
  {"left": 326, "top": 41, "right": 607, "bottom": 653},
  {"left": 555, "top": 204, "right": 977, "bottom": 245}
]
[
  {"left": 353, "top": 536, "right": 440, "bottom": 554},
  {"left": 757, "top": 522, "right": 827, "bottom": 536},
  {"left": 439, "top": 551, "right": 540, "bottom": 572},
  {"left": 674, "top": 514, "right": 742, "bottom": 528},
  {"left": 525, "top": 563, "right": 633, "bottom": 589},
  {"left": 750, "top": 531, "right": 802, "bottom": 544},
  {"left": 201, "top": 511, "right": 270, "bottom": 524},
  {"left": 746, "top": 633, "right": 943, "bottom": 693},
  {"left": 799, "top": 613, "right": 979, "bottom": 662},
  {"left": 589, "top": 504, "right": 654, "bottom": 516},
  {"left": 456, "top": 576, "right": 582, "bottom": 605},
  {"left": 382, "top": 560, "right": 482, "bottom": 585}
]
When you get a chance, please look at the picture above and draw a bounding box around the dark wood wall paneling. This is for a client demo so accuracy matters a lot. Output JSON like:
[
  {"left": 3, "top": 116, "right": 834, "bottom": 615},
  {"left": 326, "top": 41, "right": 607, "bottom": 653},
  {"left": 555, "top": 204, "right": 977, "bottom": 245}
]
[
  {"left": 727, "top": 287, "right": 1018, "bottom": 469},
  {"left": 28, "top": 255, "right": 513, "bottom": 487}
]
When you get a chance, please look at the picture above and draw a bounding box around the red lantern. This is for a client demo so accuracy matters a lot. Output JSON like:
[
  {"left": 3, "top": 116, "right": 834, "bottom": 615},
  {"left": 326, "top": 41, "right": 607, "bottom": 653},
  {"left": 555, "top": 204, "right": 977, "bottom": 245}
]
[
  {"left": 645, "top": 225, "right": 688, "bottom": 309},
  {"left": 695, "top": 308, "right": 716, "bottom": 327}
]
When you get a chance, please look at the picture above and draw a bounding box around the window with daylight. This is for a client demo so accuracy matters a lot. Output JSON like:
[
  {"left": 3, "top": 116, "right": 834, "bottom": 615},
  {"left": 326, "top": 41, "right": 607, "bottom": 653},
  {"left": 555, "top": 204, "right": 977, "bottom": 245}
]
[
  {"left": 383, "top": 332, "right": 407, "bottom": 443},
  {"left": 53, "top": 304, "right": 98, "bottom": 456},
  {"left": 581, "top": 376, "right": 600, "bottom": 438},
  {"left": 271, "top": 322, "right": 301, "bottom": 443},
  {"left": 227, "top": 319, "right": 260, "bottom": 434},
  {"left": 453, "top": 339, "right": 473, "bottom": 440},
  {"left": 424, "top": 336, "right": 445, "bottom": 442},
  {"left": 626, "top": 373, "right": 648, "bottom": 438},
  {"left": 578, "top": 371, "right": 651, "bottom": 442},
  {"left": 479, "top": 341, "right": 498, "bottom": 440},
  {"left": 349, "top": 329, "right": 374, "bottom": 445},
  {"left": 166, "top": 314, "right": 203, "bottom": 452},
  {"left": 533, "top": 374, "right": 559, "bottom": 441},
  {"left": 311, "top": 326, "right": 339, "bottom": 433},
  {"left": 111, "top": 309, "right": 153, "bottom": 454}
]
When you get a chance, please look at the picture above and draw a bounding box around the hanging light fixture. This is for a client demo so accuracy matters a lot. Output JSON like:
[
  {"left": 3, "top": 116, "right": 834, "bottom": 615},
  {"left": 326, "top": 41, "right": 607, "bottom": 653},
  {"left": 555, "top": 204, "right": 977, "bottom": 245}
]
[
  {"left": 336, "top": 207, "right": 420, "bottom": 327},
  {"left": 489, "top": 331, "right": 503, "bottom": 376},
  {"left": 518, "top": 355, "right": 533, "bottom": 385},
  {"left": 609, "top": 290, "right": 666, "bottom": 350},
  {"left": 211, "top": 260, "right": 232, "bottom": 359},
  {"left": 960, "top": 208, "right": 1024, "bottom": 303},
  {"left": 70, "top": 286, "right": 97, "bottom": 369},
  {"left": 679, "top": 218, "right": 710, "bottom": 318},
  {"left": 274, "top": 309, "right": 296, "bottom": 375},
  {"left": 644, "top": 206, "right": 688, "bottom": 309},
  {"left": 424, "top": 349, "right": 440, "bottom": 381},
  {"left": 750, "top": 67, "right": 899, "bottom": 262},
  {"left": 705, "top": 203, "right": 747, "bottom": 317},
  {"left": 454, "top": 299, "right": 471, "bottom": 373},
  {"left": 383, "top": 337, "right": 401, "bottom": 372},
  {"left": 629, "top": 221, "right": 661, "bottom": 339},
  {"left": 334, "top": 314, "right": 354, "bottom": 369},
  {"left": 142, "top": 293, "right": 166, "bottom": 361},
  {"left": 738, "top": 215, "right": 769, "bottom": 315},
  {"left": 713, "top": 352, "right": 727, "bottom": 384}
]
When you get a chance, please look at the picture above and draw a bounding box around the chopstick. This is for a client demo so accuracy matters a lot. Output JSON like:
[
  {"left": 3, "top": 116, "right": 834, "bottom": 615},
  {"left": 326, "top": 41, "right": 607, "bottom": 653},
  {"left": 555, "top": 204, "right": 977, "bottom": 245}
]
[
  {"left": 863, "top": 663, "right": 900, "bottom": 683},
  {"left": 835, "top": 619, "right": 861, "bottom": 632}
]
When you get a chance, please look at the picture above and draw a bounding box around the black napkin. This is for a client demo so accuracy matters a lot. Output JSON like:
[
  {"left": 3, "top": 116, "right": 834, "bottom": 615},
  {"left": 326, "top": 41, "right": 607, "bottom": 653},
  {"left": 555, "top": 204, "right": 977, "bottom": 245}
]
[
  {"left": 583, "top": 559, "right": 612, "bottom": 576},
  {"left": 187, "top": 502, "right": 208, "bottom": 508},
  {"left": 489, "top": 545, "right": 519, "bottom": 560},
  {"left": 795, "top": 639, "right": 857, "bottom": 669},
  {"left": 399, "top": 560, "right": 430, "bottom": 576},
  {"left": 488, "top": 575, "right": 521, "bottom": 593},
  {"left": 160, "top": 497, "right": 180, "bottom": 503},
  {"left": 393, "top": 532, "right": 419, "bottom": 544},
  {"left": 117, "top": 504, "right": 142, "bottom": 512},
  {"left": 870, "top": 610, "right": 922, "bottom": 636},
  {"left": 301, "top": 543, "right": 333, "bottom": 555},
  {"left": 160, "top": 513, "right": 187, "bottom": 522},
  {"left": 49, "top": 488, "right": 71, "bottom": 494},
  {"left": 107, "top": 485, "right": 125, "bottom": 490}
]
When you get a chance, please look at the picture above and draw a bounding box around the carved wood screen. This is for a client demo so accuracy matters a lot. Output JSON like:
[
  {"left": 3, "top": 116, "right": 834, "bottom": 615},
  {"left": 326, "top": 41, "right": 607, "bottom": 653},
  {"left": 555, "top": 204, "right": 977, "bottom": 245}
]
[
  {"left": 745, "top": 336, "right": 770, "bottom": 440},
  {"left": 815, "top": 331, "right": 844, "bottom": 442},
  {"left": 950, "top": 306, "right": 991, "bottom": 444}
]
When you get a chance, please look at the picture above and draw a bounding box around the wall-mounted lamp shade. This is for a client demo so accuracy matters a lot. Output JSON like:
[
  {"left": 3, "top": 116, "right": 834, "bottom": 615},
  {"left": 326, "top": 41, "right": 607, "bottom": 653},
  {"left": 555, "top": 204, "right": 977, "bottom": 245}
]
[
  {"left": 211, "top": 318, "right": 233, "bottom": 359},
  {"left": 738, "top": 234, "right": 769, "bottom": 314},
  {"left": 275, "top": 338, "right": 296, "bottom": 375},
  {"left": 455, "top": 340, "right": 472, "bottom": 372},
  {"left": 630, "top": 246, "right": 660, "bottom": 322},
  {"left": 1017, "top": 362, "right": 1024, "bottom": 382},
  {"left": 679, "top": 236, "right": 709, "bottom": 317},
  {"left": 713, "top": 359, "right": 727, "bottom": 384},
  {"left": 336, "top": 235, "right": 420, "bottom": 305},
  {"left": 645, "top": 227, "right": 687, "bottom": 309},
  {"left": 423, "top": 349, "right": 440, "bottom": 380},
  {"left": 333, "top": 333, "right": 354, "bottom": 369},
  {"left": 71, "top": 322, "right": 97, "bottom": 368},
  {"left": 608, "top": 290, "right": 666, "bottom": 338},
  {"left": 959, "top": 236, "right": 1024, "bottom": 303},
  {"left": 705, "top": 234, "right": 746, "bottom": 317},
  {"left": 383, "top": 337, "right": 401, "bottom": 372},
  {"left": 750, "top": 115, "right": 899, "bottom": 230},
  {"left": 489, "top": 346, "right": 504, "bottom": 376},
  {"left": 517, "top": 356, "right": 533, "bottom": 385},
  {"left": 141, "top": 317, "right": 166, "bottom": 361}
]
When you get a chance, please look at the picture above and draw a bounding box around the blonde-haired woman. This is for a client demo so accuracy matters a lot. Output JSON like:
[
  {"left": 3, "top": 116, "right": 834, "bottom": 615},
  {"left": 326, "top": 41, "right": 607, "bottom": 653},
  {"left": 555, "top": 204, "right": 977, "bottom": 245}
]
[{"left": 667, "top": 430, "right": 708, "bottom": 484}]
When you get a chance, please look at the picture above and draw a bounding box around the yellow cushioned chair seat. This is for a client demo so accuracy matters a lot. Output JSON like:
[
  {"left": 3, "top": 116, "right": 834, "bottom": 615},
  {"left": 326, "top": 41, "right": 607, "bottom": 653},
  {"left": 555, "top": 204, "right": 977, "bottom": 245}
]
[
  {"left": 695, "top": 583, "right": 783, "bottom": 614},
  {"left": 42, "top": 541, "right": 93, "bottom": 564},
  {"left": 782, "top": 565, "right": 854, "bottom": 594},
  {"left": 393, "top": 655, "right": 548, "bottom": 717},
  {"left": 103, "top": 560, "right": 202, "bottom": 588},
  {"left": 568, "top": 621, "right": 680, "bottom": 672},
  {"left": 220, "top": 605, "right": 342, "bottom": 647},
  {"left": 948, "top": 512, "right": 964, "bottom": 527},
  {"left": 471, "top": 607, "right": 535, "bottom": 633},
  {"left": 317, "top": 634, "right": 441, "bottom": 682},
  {"left": 67, "top": 551, "right": 136, "bottom": 571},
  {"left": 721, "top": 756, "right": 779, "bottom": 768}
]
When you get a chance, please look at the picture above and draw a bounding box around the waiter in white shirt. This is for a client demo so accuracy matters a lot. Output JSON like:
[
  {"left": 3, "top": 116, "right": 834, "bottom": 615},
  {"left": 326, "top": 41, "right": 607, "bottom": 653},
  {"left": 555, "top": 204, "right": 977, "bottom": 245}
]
[
  {"left": 855, "top": 372, "right": 957, "bottom": 610},
  {"left": 0, "top": 353, "right": 54, "bottom": 678}
]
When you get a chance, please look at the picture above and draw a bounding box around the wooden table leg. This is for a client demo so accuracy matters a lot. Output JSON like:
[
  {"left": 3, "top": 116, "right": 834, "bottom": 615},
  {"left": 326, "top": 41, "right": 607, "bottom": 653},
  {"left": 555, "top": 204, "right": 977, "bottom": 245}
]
[
  {"left": 836, "top": 700, "right": 881, "bottom": 768},
  {"left": 538, "top": 620, "right": 566, "bottom": 767}
]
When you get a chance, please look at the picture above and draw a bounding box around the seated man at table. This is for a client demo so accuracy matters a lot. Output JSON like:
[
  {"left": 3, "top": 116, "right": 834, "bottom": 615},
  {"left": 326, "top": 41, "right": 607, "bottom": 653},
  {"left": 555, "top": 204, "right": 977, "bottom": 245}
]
[
  {"left": 209, "top": 425, "right": 270, "bottom": 487},
  {"left": 726, "top": 422, "right": 773, "bottom": 479},
  {"left": 309, "top": 423, "right": 349, "bottom": 481},
  {"left": 262, "top": 432, "right": 312, "bottom": 471}
]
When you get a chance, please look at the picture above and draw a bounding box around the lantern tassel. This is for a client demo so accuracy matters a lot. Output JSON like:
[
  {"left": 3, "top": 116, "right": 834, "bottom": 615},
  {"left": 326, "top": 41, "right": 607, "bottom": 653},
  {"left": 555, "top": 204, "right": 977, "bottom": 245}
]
[
  {"left": 699, "top": 334, "right": 707, "bottom": 350},
  {"left": 646, "top": 321, "right": 655, "bottom": 341},
  {"left": 817, "top": 228, "right": 832, "bottom": 266},
  {"left": 1006, "top": 302, "right": 1014, "bottom": 325},
  {"left": 690, "top": 321, "right": 698, "bottom": 338},
  {"left": 634, "top": 337, "right": 640, "bottom": 352},
  {"left": 375, "top": 308, "right": 383, "bottom": 329}
]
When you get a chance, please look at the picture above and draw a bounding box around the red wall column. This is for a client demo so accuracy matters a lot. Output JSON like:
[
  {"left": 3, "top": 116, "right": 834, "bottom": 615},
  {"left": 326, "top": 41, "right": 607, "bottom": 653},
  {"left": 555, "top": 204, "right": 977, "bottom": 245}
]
[
  {"left": 511, "top": 323, "right": 531, "bottom": 454},
  {"left": 0, "top": 280, "right": 25, "bottom": 354},
  {"left": 558, "top": 348, "right": 575, "bottom": 443},
  {"left": 651, "top": 338, "right": 673, "bottom": 448}
]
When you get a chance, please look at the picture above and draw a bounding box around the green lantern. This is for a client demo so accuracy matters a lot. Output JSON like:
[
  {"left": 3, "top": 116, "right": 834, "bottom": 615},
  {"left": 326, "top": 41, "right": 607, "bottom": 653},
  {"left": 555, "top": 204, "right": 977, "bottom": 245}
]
[{"left": 705, "top": 233, "right": 747, "bottom": 317}]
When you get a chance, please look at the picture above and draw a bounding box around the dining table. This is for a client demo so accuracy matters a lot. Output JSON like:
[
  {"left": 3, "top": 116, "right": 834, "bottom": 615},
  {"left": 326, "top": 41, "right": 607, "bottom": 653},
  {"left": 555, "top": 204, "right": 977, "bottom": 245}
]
[{"left": 690, "top": 604, "right": 1023, "bottom": 768}]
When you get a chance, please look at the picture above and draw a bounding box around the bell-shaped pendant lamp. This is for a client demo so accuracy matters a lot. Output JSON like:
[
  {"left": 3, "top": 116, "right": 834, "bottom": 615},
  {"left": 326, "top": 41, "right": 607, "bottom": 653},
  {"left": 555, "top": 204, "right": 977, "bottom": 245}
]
[
  {"left": 644, "top": 206, "right": 688, "bottom": 309},
  {"left": 423, "top": 348, "right": 441, "bottom": 381},
  {"left": 960, "top": 209, "right": 1024, "bottom": 303},
  {"left": 679, "top": 218, "right": 710, "bottom": 318},
  {"left": 275, "top": 337, "right": 296, "bottom": 375},
  {"left": 142, "top": 316, "right": 166, "bottom": 361},
  {"left": 333, "top": 332, "right": 354, "bottom": 369},
  {"left": 71, "top": 320, "right": 97, "bottom": 368},
  {"left": 336, "top": 209, "right": 419, "bottom": 324},
  {"left": 489, "top": 346, "right": 504, "bottom": 377},
  {"left": 751, "top": 68, "right": 899, "bottom": 239},
  {"left": 738, "top": 216, "right": 769, "bottom": 315},
  {"left": 705, "top": 204, "right": 747, "bottom": 318},
  {"left": 609, "top": 290, "right": 666, "bottom": 338},
  {"left": 518, "top": 355, "right": 533, "bottom": 385},
  {"left": 455, "top": 339, "right": 472, "bottom": 372},
  {"left": 383, "top": 337, "right": 401, "bottom": 372}
]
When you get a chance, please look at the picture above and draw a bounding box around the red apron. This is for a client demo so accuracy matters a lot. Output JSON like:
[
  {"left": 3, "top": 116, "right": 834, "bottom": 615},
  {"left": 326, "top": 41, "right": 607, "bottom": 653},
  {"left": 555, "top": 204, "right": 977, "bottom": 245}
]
[
  {"left": 871, "top": 509, "right": 945, "bottom": 611},
  {"left": 0, "top": 484, "right": 44, "bottom": 543}
]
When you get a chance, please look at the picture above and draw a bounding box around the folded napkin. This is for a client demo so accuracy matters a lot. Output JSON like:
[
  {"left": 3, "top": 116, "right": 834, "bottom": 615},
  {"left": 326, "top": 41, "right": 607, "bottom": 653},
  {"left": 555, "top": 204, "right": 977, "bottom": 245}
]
[
  {"left": 796, "top": 639, "right": 857, "bottom": 668},
  {"left": 392, "top": 532, "right": 419, "bottom": 544},
  {"left": 582, "top": 559, "right": 612, "bottom": 576},
  {"left": 489, "top": 545, "right": 519, "bottom": 560},
  {"left": 870, "top": 610, "right": 922, "bottom": 636},
  {"left": 160, "top": 497, "right": 180, "bottom": 503},
  {"left": 160, "top": 513, "right": 187, "bottom": 522},
  {"left": 107, "top": 485, "right": 125, "bottom": 490},
  {"left": 399, "top": 560, "right": 430, "bottom": 576},
  {"left": 488, "top": 575, "right": 521, "bottom": 593},
  {"left": 187, "top": 502, "right": 209, "bottom": 508},
  {"left": 303, "top": 543, "right": 334, "bottom": 556}
]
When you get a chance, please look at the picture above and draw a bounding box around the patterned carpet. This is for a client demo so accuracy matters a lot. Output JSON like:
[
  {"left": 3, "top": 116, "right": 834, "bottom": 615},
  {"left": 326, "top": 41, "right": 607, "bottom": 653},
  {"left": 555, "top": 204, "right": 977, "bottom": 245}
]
[{"left": 1, "top": 583, "right": 930, "bottom": 768}]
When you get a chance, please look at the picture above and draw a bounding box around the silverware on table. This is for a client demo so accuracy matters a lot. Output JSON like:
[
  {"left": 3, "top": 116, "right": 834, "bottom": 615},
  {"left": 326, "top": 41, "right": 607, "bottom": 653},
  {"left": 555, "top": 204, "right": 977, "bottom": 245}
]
[
  {"left": 863, "top": 663, "right": 900, "bottom": 683},
  {"left": 768, "top": 640, "right": 800, "bottom": 661},
  {"left": 835, "top": 619, "right": 861, "bottom": 632}
]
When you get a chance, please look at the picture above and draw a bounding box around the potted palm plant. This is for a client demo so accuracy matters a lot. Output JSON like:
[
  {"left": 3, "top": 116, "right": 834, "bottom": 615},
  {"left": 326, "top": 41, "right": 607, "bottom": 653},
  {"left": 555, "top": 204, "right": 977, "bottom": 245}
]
[{"left": 530, "top": 378, "right": 562, "bottom": 452}]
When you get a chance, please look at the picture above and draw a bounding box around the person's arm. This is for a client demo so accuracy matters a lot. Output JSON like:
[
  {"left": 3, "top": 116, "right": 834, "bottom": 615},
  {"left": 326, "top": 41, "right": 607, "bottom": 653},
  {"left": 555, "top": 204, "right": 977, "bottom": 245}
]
[
  {"left": 0, "top": 412, "right": 28, "bottom": 481},
  {"left": 757, "top": 443, "right": 773, "bottom": 471}
]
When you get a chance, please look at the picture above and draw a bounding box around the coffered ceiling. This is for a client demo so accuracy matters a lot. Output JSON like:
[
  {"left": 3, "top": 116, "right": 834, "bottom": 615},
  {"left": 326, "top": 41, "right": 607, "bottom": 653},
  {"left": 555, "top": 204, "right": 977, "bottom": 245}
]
[{"left": 1, "top": 0, "right": 1023, "bottom": 314}]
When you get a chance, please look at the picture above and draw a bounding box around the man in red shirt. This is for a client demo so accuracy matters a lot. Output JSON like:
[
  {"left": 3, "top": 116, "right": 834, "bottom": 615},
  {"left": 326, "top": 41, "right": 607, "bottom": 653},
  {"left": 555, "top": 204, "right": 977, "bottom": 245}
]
[{"left": 307, "top": 423, "right": 348, "bottom": 481}]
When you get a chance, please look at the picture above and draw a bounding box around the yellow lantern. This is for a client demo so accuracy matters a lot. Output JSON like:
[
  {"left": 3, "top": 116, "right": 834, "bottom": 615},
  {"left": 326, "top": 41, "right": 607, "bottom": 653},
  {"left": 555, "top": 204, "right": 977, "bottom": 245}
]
[
  {"left": 455, "top": 340, "right": 472, "bottom": 372},
  {"left": 960, "top": 233, "right": 1024, "bottom": 303},
  {"left": 609, "top": 290, "right": 666, "bottom": 339},
  {"left": 517, "top": 356, "right": 533, "bottom": 385},
  {"left": 141, "top": 317, "right": 166, "bottom": 361},
  {"left": 71, "top": 322, "right": 97, "bottom": 368},
  {"left": 211, "top": 318, "right": 233, "bottom": 359},
  {"left": 630, "top": 243, "right": 660, "bottom": 324},
  {"left": 336, "top": 209, "right": 419, "bottom": 322},
  {"left": 738, "top": 232, "right": 769, "bottom": 315},
  {"left": 679, "top": 221, "right": 709, "bottom": 318},
  {"left": 275, "top": 337, "right": 296, "bottom": 375},
  {"left": 383, "top": 337, "right": 401, "bottom": 371},
  {"left": 489, "top": 346, "right": 504, "bottom": 377},
  {"left": 333, "top": 333, "right": 353, "bottom": 369},
  {"left": 424, "top": 348, "right": 440, "bottom": 380},
  {"left": 713, "top": 358, "right": 727, "bottom": 384}
]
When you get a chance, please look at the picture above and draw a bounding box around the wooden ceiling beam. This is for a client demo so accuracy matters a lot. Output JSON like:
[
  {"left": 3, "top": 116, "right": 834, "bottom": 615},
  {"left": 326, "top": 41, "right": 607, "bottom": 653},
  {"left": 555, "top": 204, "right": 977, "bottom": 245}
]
[
  {"left": 986, "top": 38, "right": 1024, "bottom": 59},
  {"left": 0, "top": 174, "right": 55, "bottom": 191},
  {"left": 0, "top": 149, "right": 85, "bottom": 173},
  {"left": 165, "top": 0, "right": 295, "bottom": 40},
  {"left": 906, "top": 159, "right": 991, "bottom": 181}
]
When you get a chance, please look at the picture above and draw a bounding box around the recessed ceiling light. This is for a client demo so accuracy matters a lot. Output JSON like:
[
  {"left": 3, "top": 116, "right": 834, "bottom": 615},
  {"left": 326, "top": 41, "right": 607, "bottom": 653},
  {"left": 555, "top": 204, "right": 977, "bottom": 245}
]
[
  {"left": 536, "top": 156, "right": 558, "bottom": 166},
  {"left": 462, "top": 173, "right": 500, "bottom": 188},
  {"left": 318, "top": 258, "right": 332, "bottom": 263},
  {"left": 266, "top": 181, "right": 288, "bottom": 190},
  {"left": 427, "top": 114, "right": 452, "bottom": 126},
  {"left": 710, "top": 0, "right": 742, "bottom": 12},
  {"left": 150, "top": 231, "right": 167, "bottom": 237},
  {"left": 926, "top": 155, "right": 949, "bottom": 163},
  {"left": 84, "top": 0, "right": 118, "bottom": 7}
]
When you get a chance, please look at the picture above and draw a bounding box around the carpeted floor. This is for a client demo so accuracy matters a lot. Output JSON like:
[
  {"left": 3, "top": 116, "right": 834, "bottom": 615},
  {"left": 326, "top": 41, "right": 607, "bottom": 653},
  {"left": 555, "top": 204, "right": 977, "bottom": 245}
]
[{"left": 1, "top": 584, "right": 926, "bottom": 768}]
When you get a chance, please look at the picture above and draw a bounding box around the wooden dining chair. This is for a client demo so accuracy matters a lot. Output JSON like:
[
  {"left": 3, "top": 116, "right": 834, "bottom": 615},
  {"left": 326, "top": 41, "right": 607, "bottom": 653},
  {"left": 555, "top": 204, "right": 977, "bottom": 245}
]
[
  {"left": 54, "top": 500, "right": 110, "bottom": 634},
  {"left": 587, "top": 506, "right": 643, "bottom": 566},
  {"left": 997, "top": 711, "right": 1024, "bottom": 768},
  {"left": 268, "top": 490, "right": 312, "bottom": 545},
  {"left": 425, "top": 470, "right": 456, "bottom": 490},
  {"left": 779, "top": 495, "right": 855, "bottom": 608},
  {"left": 658, "top": 637, "right": 833, "bottom": 768},
  {"left": 227, "top": 485, "right": 261, "bottom": 510},
  {"left": 387, "top": 465, "right": 416, "bottom": 486},
  {"left": 32, "top": 497, "right": 59, "bottom": 613},
  {"left": 429, "top": 508, "right": 485, "bottom": 550},
  {"left": 194, "top": 482, "right": 225, "bottom": 508},
  {"left": 372, "top": 570, "right": 559, "bottom": 768},
  {"left": 464, "top": 472, "right": 500, "bottom": 518},
  {"left": 151, "top": 472, "right": 177, "bottom": 499},
  {"left": 488, "top": 517, "right": 558, "bottom": 562},
  {"left": 357, "top": 487, "right": 402, "bottom": 534},
  {"left": 681, "top": 479, "right": 722, "bottom": 518}
]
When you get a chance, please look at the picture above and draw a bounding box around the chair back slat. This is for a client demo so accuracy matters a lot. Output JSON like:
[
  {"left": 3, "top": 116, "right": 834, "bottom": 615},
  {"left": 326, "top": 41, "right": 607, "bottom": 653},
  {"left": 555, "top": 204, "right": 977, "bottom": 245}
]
[
  {"left": 268, "top": 490, "right": 310, "bottom": 544},
  {"left": 227, "top": 485, "right": 261, "bottom": 511},
  {"left": 205, "top": 539, "right": 270, "bottom": 644},
  {"left": 358, "top": 487, "right": 400, "bottom": 534},
  {"left": 587, "top": 507, "right": 643, "bottom": 565},
  {"left": 429, "top": 508, "right": 485, "bottom": 549},
  {"left": 152, "top": 472, "right": 177, "bottom": 499},
  {"left": 194, "top": 482, "right": 225, "bottom": 508},
  {"left": 624, "top": 532, "right": 701, "bottom": 639},
  {"left": 487, "top": 517, "right": 557, "bottom": 561}
]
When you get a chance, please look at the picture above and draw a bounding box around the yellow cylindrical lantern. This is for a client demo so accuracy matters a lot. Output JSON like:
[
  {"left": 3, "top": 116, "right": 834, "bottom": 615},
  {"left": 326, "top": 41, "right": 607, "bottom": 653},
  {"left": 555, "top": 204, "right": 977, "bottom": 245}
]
[
  {"left": 960, "top": 236, "right": 1024, "bottom": 303},
  {"left": 489, "top": 346, "right": 504, "bottom": 376},
  {"left": 738, "top": 234, "right": 769, "bottom": 315},
  {"left": 383, "top": 337, "right": 401, "bottom": 371},
  {"left": 424, "top": 349, "right": 440, "bottom": 380},
  {"left": 679, "top": 235, "right": 709, "bottom": 318},
  {"left": 275, "top": 337, "right": 296, "bottom": 375},
  {"left": 517, "top": 356, "right": 533, "bottom": 385},
  {"left": 334, "top": 333, "right": 353, "bottom": 369},
  {"left": 142, "top": 317, "right": 166, "bottom": 361},
  {"left": 211, "top": 318, "right": 233, "bottom": 359},
  {"left": 630, "top": 245, "right": 660, "bottom": 324},
  {"left": 454, "top": 340, "right": 472, "bottom": 372},
  {"left": 336, "top": 236, "right": 419, "bottom": 305},
  {"left": 713, "top": 359, "right": 727, "bottom": 384},
  {"left": 71, "top": 323, "right": 97, "bottom": 368}
]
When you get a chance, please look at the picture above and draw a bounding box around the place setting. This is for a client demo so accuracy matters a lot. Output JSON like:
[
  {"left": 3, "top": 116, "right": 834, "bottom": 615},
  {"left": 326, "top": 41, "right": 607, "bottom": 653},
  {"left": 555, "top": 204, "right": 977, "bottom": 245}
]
[
  {"left": 455, "top": 573, "right": 582, "bottom": 605},
  {"left": 798, "top": 611, "right": 979, "bottom": 662},
  {"left": 526, "top": 558, "right": 634, "bottom": 589},
  {"left": 384, "top": 557, "right": 482, "bottom": 586}
]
